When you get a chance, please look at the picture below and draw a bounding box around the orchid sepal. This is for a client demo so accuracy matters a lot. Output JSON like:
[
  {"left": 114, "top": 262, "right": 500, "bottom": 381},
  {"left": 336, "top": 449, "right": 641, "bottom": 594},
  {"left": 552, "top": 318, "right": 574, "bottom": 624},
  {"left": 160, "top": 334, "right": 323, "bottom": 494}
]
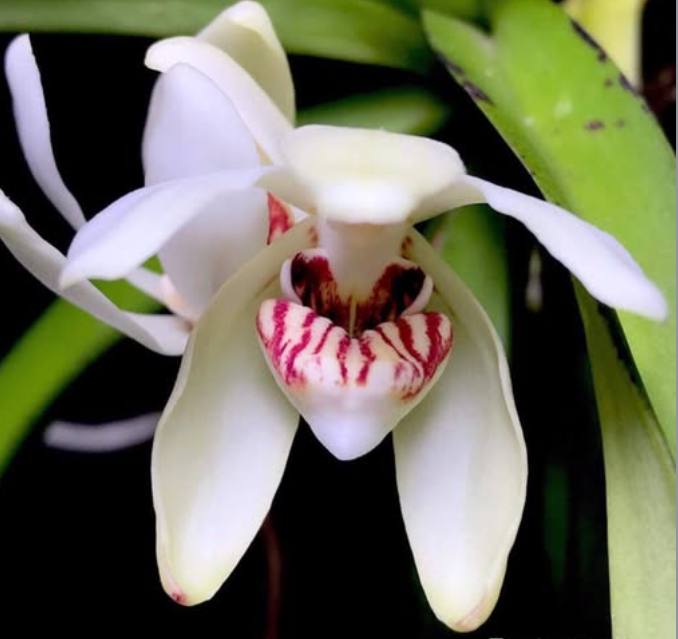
[{"left": 152, "top": 219, "right": 316, "bottom": 604}]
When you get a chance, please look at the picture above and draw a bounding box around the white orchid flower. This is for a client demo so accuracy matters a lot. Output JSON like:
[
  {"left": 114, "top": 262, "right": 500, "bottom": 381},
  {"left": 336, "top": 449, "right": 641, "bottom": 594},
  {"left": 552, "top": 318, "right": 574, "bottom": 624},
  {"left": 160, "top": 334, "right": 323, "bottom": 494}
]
[
  {"left": 2, "top": 2, "right": 667, "bottom": 632},
  {"left": 67, "top": 119, "right": 661, "bottom": 631},
  {"left": 60, "top": 44, "right": 664, "bottom": 638},
  {"left": 0, "top": 1, "right": 296, "bottom": 360}
]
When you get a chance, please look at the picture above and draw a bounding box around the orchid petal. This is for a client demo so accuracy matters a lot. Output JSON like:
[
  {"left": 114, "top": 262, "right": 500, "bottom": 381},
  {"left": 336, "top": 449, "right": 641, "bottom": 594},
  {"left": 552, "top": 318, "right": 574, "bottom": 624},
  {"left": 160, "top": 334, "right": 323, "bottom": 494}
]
[
  {"left": 393, "top": 230, "right": 527, "bottom": 632},
  {"left": 145, "top": 36, "right": 292, "bottom": 163},
  {"left": 152, "top": 219, "right": 315, "bottom": 604},
  {"left": 44, "top": 413, "right": 159, "bottom": 452},
  {"left": 159, "top": 189, "right": 268, "bottom": 317},
  {"left": 60, "top": 167, "right": 273, "bottom": 288},
  {"left": 458, "top": 176, "right": 667, "bottom": 321},
  {"left": 5, "top": 35, "right": 85, "bottom": 230},
  {"left": 198, "top": 0, "right": 295, "bottom": 123},
  {"left": 0, "top": 192, "right": 188, "bottom": 355},
  {"left": 124, "top": 267, "right": 166, "bottom": 304},
  {"left": 143, "top": 64, "right": 259, "bottom": 185},
  {"left": 281, "top": 125, "right": 466, "bottom": 225},
  {"left": 142, "top": 63, "right": 268, "bottom": 312}
]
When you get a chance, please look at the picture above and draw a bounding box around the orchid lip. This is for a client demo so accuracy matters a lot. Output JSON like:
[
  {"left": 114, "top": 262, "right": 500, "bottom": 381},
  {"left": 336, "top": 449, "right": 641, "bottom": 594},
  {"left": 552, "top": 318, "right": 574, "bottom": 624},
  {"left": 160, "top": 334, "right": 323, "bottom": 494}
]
[
  {"left": 257, "top": 299, "right": 453, "bottom": 460},
  {"left": 256, "top": 235, "right": 454, "bottom": 461}
]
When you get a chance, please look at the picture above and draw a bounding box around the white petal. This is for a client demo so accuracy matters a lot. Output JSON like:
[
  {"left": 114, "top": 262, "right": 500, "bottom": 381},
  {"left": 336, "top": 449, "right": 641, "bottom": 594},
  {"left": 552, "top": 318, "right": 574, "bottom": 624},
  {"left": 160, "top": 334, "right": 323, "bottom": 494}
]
[
  {"left": 198, "top": 0, "right": 295, "bottom": 123},
  {"left": 152, "top": 219, "right": 315, "bottom": 604},
  {"left": 461, "top": 176, "right": 668, "bottom": 321},
  {"left": 4, "top": 35, "right": 85, "bottom": 229},
  {"left": 0, "top": 191, "right": 188, "bottom": 355},
  {"left": 60, "top": 167, "right": 273, "bottom": 288},
  {"left": 158, "top": 188, "right": 268, "bottom": 317},
  {"left": 393, "top": 230, "right": 527, "bottom": 632},
  {"left": 124, "top": 267, "right": 166, "bottom": 303},
  {"left": 281, "top": 125, "right": 466, "bottom": 225},
  {"left": 146, "top": 36, "right": 293, "bottom": 163},
  {"left": 144, "top": 66, "right": 268, "bottom": 313},
  {"left": 143, "top": 64, "right": 259, "bottom": 185},
  {"left": 144, "top": 63, "right": 269, "bottom": 313},
  {"left": 44, "top": 413, "right": 159, "bottom": 452}
]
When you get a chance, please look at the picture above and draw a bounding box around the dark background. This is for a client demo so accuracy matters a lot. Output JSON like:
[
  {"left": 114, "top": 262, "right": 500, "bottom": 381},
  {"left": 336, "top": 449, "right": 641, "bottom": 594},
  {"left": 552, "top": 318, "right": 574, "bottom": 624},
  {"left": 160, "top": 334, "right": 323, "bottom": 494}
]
[{"left": 0, "top": 1, "right": 673, "bottom": 636}]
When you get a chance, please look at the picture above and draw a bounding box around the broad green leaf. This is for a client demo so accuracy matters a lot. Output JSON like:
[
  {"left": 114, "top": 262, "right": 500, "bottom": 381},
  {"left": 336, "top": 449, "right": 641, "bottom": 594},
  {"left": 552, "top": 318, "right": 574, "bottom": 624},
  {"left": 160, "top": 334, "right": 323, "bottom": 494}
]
[
  {"left": 577, "top": 287, "right": 676, "bottom": 639},
  {"left": 0, "top": 281, "right": 161, "bottom": 476},
  {"left": 297, "top": 86, "right": 450, "bottom": 135},
  {"left": 0, "top": 0, "right": 432, "bottom": 72},
  {"left": 424, "top": 0, "right": 676, "bottom": 454}
]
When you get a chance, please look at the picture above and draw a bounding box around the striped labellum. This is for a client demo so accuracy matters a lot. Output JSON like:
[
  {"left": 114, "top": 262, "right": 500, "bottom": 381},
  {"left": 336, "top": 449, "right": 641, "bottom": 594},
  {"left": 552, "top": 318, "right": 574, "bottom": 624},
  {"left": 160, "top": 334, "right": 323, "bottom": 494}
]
[{"left": 257, "top": 246, "right": 453, "bottom": 460}]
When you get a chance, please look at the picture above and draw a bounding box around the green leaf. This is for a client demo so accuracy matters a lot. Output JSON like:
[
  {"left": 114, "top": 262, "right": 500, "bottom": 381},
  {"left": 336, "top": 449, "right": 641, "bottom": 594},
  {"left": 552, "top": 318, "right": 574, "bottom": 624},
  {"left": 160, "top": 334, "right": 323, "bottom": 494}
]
[
  {"left": 297, "top": 86, "right": 451, "bottom": 135},
  {"left": 0, "top": 0, "right": 432, "bottom": 72},
  {"left": 423, "top": 0, "right": 676, "bottom": 454},
  {"left": 427, "top": 205, "right": 511, "bottom": 347},
  {"left": 577, "top": 287, "right": 676, "bottom": 639},
  {"left": 0, "top": 281, "right": 161, "bottom": 476},
  {"left": 375, "top": 0, "right": 487, "bottom": 21}
]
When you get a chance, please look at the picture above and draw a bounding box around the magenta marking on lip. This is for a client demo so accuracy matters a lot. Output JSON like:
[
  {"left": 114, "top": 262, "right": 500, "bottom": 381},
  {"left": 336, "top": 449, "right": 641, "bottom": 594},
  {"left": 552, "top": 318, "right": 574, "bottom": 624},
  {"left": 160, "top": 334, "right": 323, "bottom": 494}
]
[
  {"left": 290, "top": 250, "right": 429, "bottom": 334},
  {"left": 375, "top": 314, "right": 453, "bottom": 399},
  {"left": 357, "top": 339, "right": 376, "bottom": 385},
  {"left": 283, "top": 309, "right": 316, "bottom": 384},
  {"left": 336, "top": 332, "right": 351, "bottom": 383},
  {"left": 313, "top": 322, "right": 333, "bottom": 356}
]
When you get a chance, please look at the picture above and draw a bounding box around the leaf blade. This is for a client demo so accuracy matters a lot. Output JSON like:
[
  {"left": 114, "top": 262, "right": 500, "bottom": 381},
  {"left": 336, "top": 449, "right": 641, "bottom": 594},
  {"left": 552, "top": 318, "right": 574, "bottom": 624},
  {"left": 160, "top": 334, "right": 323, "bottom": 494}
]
[
  {"left": 423, "top": 0, "right": 676, "bottom": 453},
  {"left": 0, "top": 0, "right": 432, "bottom": 72},
  {"left": 577, "top": 288, "right": 676, "bottom": 639}
]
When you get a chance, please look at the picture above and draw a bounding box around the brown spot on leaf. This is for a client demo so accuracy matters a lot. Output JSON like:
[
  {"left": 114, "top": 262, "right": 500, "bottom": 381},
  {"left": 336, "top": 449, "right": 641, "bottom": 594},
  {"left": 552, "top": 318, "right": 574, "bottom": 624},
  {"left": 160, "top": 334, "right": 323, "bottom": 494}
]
[
  {"left": 463, "top": 80, "right": 492, "bottom": 104},
  {"left": 442, "top": 57, "right": 464, "bottom": 76},
  {"left": 585, "top": 120, "right": 605, "bottom": 131}
]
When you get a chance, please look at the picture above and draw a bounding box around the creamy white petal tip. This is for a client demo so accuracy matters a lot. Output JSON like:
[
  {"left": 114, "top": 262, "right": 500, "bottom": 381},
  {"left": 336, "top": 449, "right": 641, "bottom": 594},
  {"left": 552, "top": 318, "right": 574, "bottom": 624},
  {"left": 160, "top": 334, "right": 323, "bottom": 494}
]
[
  {"left": 461, "top": 176, "right": 668, "bottom": 321},
  {"left": 198, "top": 0, "right": 295, "bottom": 122},
  {"left": 281, "top": 125, "right": 466, "bottom": 225},
  {"left": 4, "top": 35, "right": 86, "bottom": 230}
]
